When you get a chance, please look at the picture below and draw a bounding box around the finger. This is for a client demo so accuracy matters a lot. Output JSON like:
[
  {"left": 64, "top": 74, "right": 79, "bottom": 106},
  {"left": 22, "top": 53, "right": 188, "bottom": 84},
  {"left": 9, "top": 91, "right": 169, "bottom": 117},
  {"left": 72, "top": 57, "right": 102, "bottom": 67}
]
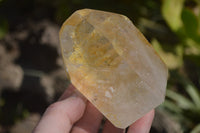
[
  {"left": 102, "top": 120, "right": 125, "bottom": 133},
  {"left": 33, "top": 96, "right": 86, "bottom": 133},
  {"left": 127, "top": 109, "right": 155, "bottom": 133},
  {"left": 59, "top": 84, "right": 86, "bottom": 101},
  {"left": 59, "top": 84, "right": 76, "bottom": 100},
  {"left": 71, "top": 102, "right": 103, "bottom": 133}
]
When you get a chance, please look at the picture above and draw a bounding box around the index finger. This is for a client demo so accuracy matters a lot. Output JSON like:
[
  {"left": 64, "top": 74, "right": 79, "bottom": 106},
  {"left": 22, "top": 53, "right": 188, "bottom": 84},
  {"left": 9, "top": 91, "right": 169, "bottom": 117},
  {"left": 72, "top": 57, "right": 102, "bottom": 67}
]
[{"left": 128, "top": 109, "right": 155, "bottom": 133}]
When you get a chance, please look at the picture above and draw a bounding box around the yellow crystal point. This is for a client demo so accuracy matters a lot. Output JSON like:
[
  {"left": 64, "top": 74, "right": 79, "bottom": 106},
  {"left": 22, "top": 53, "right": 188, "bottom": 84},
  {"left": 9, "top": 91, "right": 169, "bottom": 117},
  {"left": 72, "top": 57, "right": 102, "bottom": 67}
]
[{"left": 59, "top": 9, "right": 168, "bottom": 128}]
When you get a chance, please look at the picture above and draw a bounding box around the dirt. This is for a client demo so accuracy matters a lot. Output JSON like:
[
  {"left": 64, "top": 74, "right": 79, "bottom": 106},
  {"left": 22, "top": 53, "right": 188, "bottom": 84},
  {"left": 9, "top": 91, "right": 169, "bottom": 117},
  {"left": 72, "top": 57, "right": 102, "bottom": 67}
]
[{"left": 0, "top": 16, "right": 70, "bottom": 132}]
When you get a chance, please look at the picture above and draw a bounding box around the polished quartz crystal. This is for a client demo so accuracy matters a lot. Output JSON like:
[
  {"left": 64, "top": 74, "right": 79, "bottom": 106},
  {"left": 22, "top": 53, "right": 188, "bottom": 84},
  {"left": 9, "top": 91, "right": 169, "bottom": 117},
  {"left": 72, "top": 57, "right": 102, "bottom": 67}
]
[{"left": 59, "top": 9, "right": 168, "bottom": 128}]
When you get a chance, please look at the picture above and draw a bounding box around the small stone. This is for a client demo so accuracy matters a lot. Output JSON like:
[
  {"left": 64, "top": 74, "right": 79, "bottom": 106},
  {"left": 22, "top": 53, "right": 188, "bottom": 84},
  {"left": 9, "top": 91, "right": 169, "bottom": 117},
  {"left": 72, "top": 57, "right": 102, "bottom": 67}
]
[
  {"left": 0, "top": 64, "right": 23, "bottom": 90},
  {"left": 59, "top": 9, "right": 168, "bottom": 128}
]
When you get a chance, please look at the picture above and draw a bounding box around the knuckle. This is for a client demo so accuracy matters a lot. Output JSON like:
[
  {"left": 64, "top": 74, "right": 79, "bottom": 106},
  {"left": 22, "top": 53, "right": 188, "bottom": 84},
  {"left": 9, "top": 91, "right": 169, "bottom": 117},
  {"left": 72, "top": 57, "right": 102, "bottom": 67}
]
[{"left": 46, "top": 101, "right": 63, "bottom": 112}]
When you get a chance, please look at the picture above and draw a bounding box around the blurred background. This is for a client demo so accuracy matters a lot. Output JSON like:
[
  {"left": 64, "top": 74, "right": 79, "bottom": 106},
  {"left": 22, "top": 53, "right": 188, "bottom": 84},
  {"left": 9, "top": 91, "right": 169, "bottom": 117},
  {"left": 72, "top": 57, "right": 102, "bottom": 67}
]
[{"left": 0, "top": 0, "right": 200, "bottom": 132}]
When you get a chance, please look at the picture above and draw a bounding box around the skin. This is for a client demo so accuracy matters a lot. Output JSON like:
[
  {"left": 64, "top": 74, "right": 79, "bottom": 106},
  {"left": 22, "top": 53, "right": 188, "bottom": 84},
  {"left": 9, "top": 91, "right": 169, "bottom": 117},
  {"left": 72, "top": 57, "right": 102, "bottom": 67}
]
[{"left": 33, "top": 84, "right": 155, "bottom": 133}]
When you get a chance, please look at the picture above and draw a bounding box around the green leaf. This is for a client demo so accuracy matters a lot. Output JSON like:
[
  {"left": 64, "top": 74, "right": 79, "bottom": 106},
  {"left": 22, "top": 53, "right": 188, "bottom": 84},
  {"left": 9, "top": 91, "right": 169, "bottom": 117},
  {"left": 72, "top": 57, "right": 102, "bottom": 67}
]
[
  {"left": 194, "top": 0, "right": 200, "bottom": 5},
  {"left": 0, "top": 98, "right": 5, "bottom": 107},
  {"left": 176, "top": 75, "right": 200, "bottom": 108},
  {"left": 166, "top": 89, "right": 195, "bottom": 110},
  {"left": 185, "top": 38, "right": 200, "bottom": 55},
  {"left": 181, "top": 9, "right": 200, "bottom": 41},
  {"left": 152, "top": 39, "right": 183, "bottom": 69},
  {"left": 0, "top": 18, "right": 8, "bottom": 39},
  {"left": 163, "top": 100, "right": 182, "bottom": 113},
  {"left": 162, "top": 0, "right": 185, "bottom": 31},
  {"left": 191, "top": 124, "right": 200, "bottom": 133},
  {"left": 185, "top": 84, "right": 200, "bottom": 109}
]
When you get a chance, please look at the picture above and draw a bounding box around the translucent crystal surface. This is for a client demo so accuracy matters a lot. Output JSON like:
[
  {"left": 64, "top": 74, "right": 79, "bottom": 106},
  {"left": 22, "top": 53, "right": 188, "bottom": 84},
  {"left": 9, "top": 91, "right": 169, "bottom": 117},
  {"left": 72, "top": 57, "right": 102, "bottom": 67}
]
[{"left": 59, "top": 9, "right": 168, "bottom": 128}]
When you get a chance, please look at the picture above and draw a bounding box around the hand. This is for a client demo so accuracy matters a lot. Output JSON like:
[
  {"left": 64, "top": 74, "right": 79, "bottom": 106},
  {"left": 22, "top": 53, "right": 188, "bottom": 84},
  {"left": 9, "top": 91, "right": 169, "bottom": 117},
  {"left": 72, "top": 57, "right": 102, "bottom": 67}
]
[{"left": 33, "top": 84, "right": 155, "bottom": 133}]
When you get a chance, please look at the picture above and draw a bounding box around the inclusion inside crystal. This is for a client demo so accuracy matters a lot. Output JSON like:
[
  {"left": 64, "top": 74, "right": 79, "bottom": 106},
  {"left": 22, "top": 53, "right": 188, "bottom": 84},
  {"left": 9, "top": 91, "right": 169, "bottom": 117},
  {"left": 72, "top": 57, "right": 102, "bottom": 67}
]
[{"left": 59, "top": 9, "right": 168, "bottom": 128}]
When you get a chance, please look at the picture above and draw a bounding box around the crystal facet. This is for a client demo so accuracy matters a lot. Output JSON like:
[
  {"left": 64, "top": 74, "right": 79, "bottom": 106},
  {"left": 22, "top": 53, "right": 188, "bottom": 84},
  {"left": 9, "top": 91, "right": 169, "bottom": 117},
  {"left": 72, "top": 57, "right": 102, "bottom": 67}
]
[{"left": 59, "top": 9, "right": 168, "bottom": 128}]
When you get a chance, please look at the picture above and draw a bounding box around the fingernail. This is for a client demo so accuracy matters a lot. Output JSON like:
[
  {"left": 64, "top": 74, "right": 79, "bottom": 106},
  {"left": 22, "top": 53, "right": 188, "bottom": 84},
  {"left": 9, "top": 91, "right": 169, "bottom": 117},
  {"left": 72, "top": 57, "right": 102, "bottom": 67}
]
[{"left": 70, "top": 90, "right": 87, "bottom": 103}]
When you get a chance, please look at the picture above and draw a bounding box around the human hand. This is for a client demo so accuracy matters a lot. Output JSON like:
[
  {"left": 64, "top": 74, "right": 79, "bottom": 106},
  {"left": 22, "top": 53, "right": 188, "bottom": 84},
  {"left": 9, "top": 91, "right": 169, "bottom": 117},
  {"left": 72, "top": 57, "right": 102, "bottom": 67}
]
[{"left": 33, "top": 84, "right": 155, "bottom": 133}]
